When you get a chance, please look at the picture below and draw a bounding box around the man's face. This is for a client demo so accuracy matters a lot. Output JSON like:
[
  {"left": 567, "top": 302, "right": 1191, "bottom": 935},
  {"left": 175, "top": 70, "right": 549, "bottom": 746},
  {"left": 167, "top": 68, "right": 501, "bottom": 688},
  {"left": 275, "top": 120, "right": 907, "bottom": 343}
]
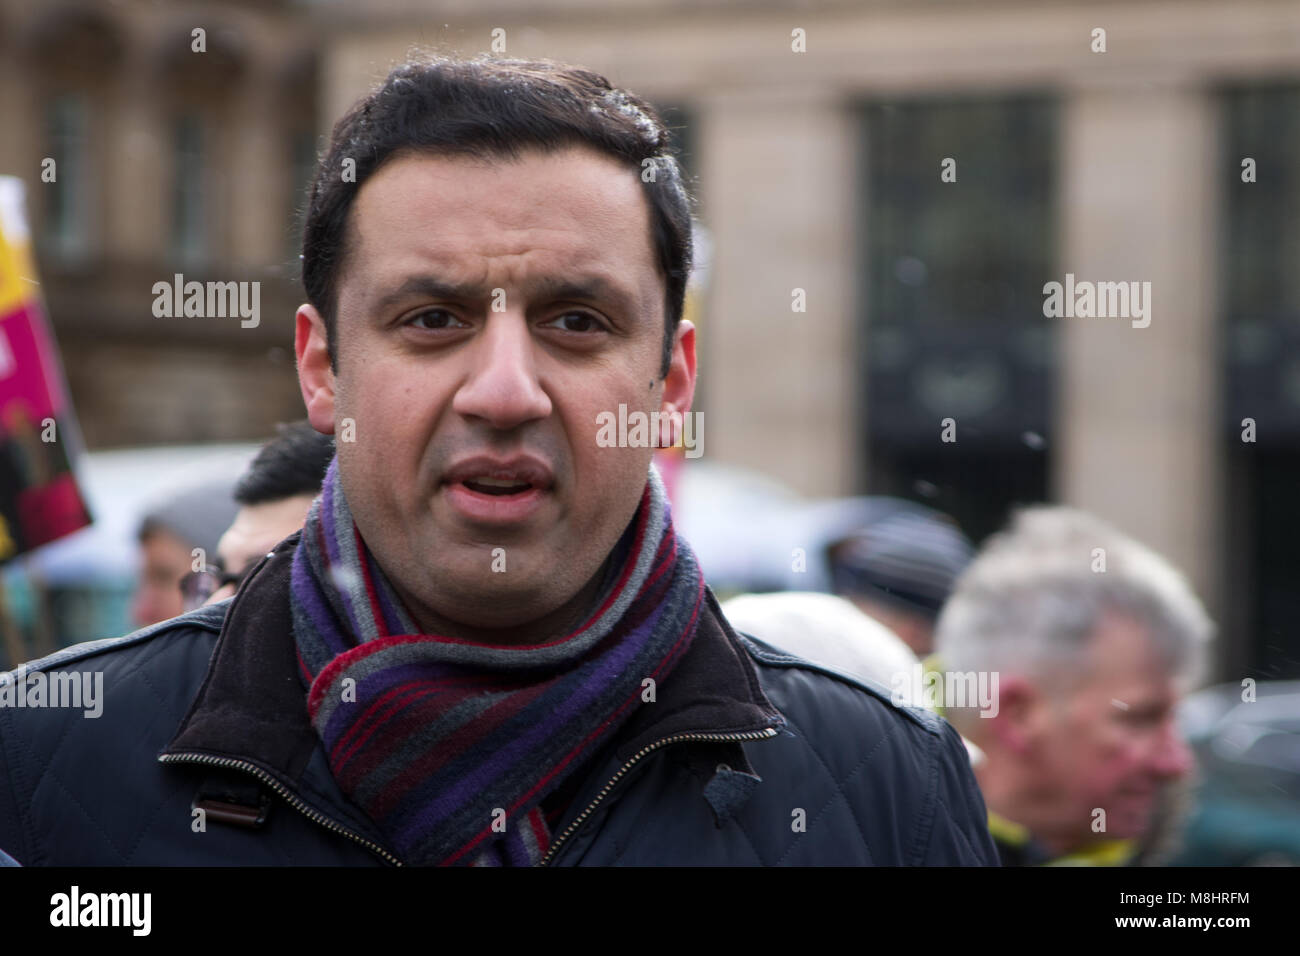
[
  {"left": 132, "top": 528, "right": 192, "bottom": 627},
  {"left": 295, "top": 147, "right": 695, "bottom": 638},
  {"left": 1037, "top": 612, "right": 1194, "bottom": 842},
  {"left": 208, "top": 494, "right": 318, "bottom": 604}
]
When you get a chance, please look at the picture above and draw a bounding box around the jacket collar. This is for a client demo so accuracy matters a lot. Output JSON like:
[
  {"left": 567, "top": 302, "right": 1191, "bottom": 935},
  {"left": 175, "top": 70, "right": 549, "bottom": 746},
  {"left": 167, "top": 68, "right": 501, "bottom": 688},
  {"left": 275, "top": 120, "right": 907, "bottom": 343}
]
[{"left": 162, "top": 528, "right": 783, "bottom": 828}]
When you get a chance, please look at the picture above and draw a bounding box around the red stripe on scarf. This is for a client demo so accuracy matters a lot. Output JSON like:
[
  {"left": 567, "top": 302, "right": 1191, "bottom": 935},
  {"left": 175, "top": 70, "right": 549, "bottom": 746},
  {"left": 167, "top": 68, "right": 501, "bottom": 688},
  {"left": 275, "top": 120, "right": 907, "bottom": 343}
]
[
  {"left": 368, "top": 681, "right": 551, "bottom": 819},
  {"left": 330, "top": 671, "right": 505, "bottom": 769},
  {"left": 295, "top": 646, "right": 312, "bottom": 684},
  {"left": 528, "top": 806, "right": 550, "bottom": 854},
  {"left": 309, "top": 632, "right": 468, "bottom": 718},
  {"left": 335, "top": 673, "right": 532, "bottom": 782}
]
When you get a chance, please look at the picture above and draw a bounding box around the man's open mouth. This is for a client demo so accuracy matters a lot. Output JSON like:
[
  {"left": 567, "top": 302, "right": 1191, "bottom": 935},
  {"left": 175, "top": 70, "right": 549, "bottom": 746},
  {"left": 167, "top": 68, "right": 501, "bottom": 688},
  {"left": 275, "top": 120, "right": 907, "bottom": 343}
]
[
  {"left": 441, "top": 457, "right": 555, "bottom": 519},
  {"left": 459, "top": 477, "right": 535, "bottom": 496}
]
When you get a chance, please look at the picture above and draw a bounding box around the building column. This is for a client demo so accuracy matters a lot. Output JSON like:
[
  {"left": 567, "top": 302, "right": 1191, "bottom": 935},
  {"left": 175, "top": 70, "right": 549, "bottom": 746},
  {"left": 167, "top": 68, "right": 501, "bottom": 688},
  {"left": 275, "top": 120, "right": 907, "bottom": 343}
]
[
  {"left": 104, "top": 67, "right": 168, "bottom": 263},
  {"left": 1057, "top": 82, "right": 1222, "bottom": 616},
  {"left": 695, "top": 85, "right": 859, "bottom": 497},
  {"left": 0, "top": 44, "right": 39, "bottom": 181},
  {"left": 226, "top": 65, "right": 288, "bottom": 272}
]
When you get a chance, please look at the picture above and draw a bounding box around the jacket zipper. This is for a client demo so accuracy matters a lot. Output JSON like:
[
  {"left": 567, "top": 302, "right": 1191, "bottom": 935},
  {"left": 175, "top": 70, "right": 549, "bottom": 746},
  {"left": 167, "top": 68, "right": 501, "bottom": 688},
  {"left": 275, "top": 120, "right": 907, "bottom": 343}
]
[
  {"left": 163, "top": 726, "right": 780, "bottom": 868},
  {"left": 159, "top": 752, "right": 402, "bottom": 866},
  {"left": 538, "top": 726, "right": 780, "bottom": 866}
]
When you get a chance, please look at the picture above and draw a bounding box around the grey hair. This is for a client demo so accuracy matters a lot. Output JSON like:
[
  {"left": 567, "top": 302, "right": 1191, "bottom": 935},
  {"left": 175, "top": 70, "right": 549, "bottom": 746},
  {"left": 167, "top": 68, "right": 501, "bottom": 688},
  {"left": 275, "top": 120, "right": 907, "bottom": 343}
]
[{"left": 934, "top": 506, "right": 1213, "bottom": 693}]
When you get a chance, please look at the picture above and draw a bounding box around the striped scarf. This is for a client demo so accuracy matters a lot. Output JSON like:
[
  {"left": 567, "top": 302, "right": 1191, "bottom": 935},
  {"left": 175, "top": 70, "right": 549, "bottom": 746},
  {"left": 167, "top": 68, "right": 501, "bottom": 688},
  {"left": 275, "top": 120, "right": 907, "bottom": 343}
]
[{"left": 289, "top": 458, "right": 704, "bottom": 866}]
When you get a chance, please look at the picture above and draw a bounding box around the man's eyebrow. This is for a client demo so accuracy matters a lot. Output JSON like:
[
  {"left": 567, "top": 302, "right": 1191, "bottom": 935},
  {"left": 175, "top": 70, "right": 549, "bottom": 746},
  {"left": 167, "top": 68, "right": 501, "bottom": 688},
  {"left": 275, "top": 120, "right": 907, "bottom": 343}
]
[
  {"left": 532, "top": 275, "right": 628, "bottom": 305},
  {"left": 373, "top": 274, "right": 638, "bottom": 313},
  {"left": 374, "top": 276, "right": 482, "bottom": 313}
]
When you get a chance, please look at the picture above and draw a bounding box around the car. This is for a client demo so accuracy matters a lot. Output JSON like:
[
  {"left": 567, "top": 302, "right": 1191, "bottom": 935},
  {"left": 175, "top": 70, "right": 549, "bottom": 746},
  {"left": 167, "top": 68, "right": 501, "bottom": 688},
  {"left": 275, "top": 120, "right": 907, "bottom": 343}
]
[{"left": 1171, "top": 679, "right": 1300, "bottom": 865}]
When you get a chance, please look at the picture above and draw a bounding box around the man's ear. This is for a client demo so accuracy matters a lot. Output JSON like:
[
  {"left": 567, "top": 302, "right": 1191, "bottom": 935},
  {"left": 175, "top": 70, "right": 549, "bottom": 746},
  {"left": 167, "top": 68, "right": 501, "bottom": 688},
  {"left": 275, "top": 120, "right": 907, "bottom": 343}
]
[
  {"left": 982, "top": 676, "right": 1042, "bottom": 757},
  {"left": 659, "top": 319, "right": 697, "bottom": 421},
  {"left": 296, "top": 303, "right": 336, "bottom": 435}
]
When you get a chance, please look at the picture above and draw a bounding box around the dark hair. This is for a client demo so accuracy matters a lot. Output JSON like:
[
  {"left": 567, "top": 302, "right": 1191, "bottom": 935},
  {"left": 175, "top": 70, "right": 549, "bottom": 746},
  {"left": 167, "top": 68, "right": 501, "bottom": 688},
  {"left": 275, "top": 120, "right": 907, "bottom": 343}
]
[
  {"left": 233, "top": 420, "right": 335, "bottom": 506},
  {"left": 301, "top": 55, "right": 694, "bottom": 379}
]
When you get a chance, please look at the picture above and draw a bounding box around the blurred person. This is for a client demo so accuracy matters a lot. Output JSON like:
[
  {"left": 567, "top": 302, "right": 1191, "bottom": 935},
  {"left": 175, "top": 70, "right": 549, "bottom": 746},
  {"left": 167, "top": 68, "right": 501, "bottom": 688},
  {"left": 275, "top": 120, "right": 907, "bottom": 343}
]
[
  {"left": 181, "top": 421, "right": 335, "bottom": 609},
  {"left": 723, "top": 590, "right": 987, "bottom": 766},
  {"left": 826, "top": 506, "right": 974, "bottom": 657},
  {"left": 132, "top": 479, "right": 238, "bottom": 627},
  {"left": 934, "top": 506, "right": 1213, "bottom": 865},
  {"left": 722, "top": 590, "right": 918, "bottom": 692},
  {"left": 0, "top": 55, "right": 996, "bottom": 866}
]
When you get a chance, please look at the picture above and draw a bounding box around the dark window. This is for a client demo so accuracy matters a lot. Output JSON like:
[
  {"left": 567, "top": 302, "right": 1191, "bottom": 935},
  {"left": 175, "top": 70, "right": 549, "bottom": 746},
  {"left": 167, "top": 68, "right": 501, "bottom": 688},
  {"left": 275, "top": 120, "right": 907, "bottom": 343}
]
[
  {"left": 859, "top": 96, "right": 1057, "bottom": 544},
  {"left": 44, "top": 93, "right": 92, "bottom": 260},
  {"left": 1220, "top": 83, "right": 1300, "bottom": 681},
  {"left": 171, "top": 114, "right": 206, "bottom": 265}
]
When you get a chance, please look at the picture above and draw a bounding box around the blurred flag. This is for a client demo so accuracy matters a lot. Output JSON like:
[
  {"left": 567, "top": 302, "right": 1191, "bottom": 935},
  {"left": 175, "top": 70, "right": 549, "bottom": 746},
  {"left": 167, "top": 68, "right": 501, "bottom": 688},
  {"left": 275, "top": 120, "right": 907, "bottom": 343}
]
[{"left": 0, "top": 176, "right": 91, "bottom": 561}]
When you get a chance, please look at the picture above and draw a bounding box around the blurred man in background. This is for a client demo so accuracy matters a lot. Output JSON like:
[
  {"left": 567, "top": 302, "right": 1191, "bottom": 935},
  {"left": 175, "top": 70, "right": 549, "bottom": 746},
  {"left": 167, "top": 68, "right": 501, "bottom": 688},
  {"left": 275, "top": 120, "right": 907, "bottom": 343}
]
[
  {"left": 934, "top": 506, "right": 1212, "bottom": 865},
  {"left": 132, "top": 479, "right": 238, "bottom": 627},
  {"left": 826, "top": 506, "right": 974, "bottom": 658},
  {"left": 182, "top": 420, "right": 334, "bottom": 609}
]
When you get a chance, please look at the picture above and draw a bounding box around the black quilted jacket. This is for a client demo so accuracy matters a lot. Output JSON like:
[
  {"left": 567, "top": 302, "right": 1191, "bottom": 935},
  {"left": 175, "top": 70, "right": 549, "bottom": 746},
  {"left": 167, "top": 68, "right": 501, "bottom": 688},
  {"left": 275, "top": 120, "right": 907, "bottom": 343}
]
[{"left": 0, "top": 532, "right": 999, "bottom": 866}]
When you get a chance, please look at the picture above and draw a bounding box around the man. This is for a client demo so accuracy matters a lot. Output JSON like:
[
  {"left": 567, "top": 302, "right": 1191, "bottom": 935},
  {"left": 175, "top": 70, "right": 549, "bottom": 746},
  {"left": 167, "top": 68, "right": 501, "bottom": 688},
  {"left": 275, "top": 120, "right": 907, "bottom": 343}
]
[
  {"left": 131, "top": 479, "right": 239, "bottom": 627},
  {"left": 826, "top": 505, "right": 974, "bottom": 658},
  {"left": 0, "top": 56, "right": 996, "bottom": 865},
  {"left": 181, "top": 420, "right": 335, "bottom": 608},
  {"left": 933, "top": 506, "right": 1211, "bottom": 865}
]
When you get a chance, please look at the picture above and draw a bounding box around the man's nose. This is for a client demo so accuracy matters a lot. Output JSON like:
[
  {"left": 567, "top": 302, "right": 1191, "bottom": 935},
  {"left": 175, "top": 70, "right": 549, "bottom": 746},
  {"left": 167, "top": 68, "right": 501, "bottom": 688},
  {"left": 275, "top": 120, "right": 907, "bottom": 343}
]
[
  {"left": 131, "top": 587, "right": 159, "bottom": 629},
  {"left": 1150, "top": 718, "right": 1195, "bottom": 780},
  {"left": 451, "top": 310, "right": 552, "bottom": 429}
]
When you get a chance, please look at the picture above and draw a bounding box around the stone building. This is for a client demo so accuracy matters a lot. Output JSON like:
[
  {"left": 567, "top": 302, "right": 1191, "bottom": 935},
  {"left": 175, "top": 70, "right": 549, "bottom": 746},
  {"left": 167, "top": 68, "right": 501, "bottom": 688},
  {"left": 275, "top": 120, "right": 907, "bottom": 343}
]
[
  {"left": 0, "top": 0, "right": 318, "bottom": 449},
  {"left": 2, "top": 0, "right": 1298, "bottom": 679}
]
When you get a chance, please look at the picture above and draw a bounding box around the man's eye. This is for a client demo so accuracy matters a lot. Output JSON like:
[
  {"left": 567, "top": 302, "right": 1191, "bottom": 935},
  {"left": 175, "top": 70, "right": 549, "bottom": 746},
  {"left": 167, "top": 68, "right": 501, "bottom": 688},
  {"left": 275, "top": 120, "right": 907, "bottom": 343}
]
[
  {"left": 548, "top": 311, "right": 604, "bottom": 333},
  {"left": 1122, "top": 708, "right": 1165, "bottom": 726},
  {"left": 407, "top": 309, "right": 463, "bottom": 330}
]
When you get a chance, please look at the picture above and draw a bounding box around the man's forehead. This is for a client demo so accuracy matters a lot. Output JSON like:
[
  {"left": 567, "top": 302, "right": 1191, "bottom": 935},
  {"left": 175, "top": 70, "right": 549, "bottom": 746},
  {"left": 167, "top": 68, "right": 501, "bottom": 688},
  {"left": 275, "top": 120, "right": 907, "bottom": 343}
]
[
  {"left": 342, "top": 148, "right": 659, "bottom": 305},
  {"left": 1072, "top": 620, "right": 1180, "bottom": 701},
  {"left": 1085, "top": 612, "right": 1169, "bottom": 669},
  {"left": 351, "top": 149, "right": 647, "bottom": 249}
]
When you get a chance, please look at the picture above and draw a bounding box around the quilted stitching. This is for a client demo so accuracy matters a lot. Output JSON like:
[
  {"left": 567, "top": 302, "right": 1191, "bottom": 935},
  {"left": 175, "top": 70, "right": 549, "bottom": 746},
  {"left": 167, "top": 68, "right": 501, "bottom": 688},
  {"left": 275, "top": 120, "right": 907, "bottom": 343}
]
[
  {"left": 12, "top": 726, "right": 128, "bottom": 863},
  {"left": 3, "top": 623, "right": 220, "bottom": 865},
  {"left": 724, "top": 805, "right": 771, "bottom": 865},
  {"left": 769, "top": 707, "right": 896, "bottom": 865},
  {"left": 935, "top": 795, "right": 982, "bottom": 862}
]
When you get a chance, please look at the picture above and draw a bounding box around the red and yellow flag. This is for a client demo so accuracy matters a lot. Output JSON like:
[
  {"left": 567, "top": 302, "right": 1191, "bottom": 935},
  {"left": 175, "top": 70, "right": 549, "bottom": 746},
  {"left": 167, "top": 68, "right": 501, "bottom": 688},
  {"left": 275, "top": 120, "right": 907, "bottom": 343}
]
[{"left": 0, "top": 177, "right": 91, "bottom": 560}]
